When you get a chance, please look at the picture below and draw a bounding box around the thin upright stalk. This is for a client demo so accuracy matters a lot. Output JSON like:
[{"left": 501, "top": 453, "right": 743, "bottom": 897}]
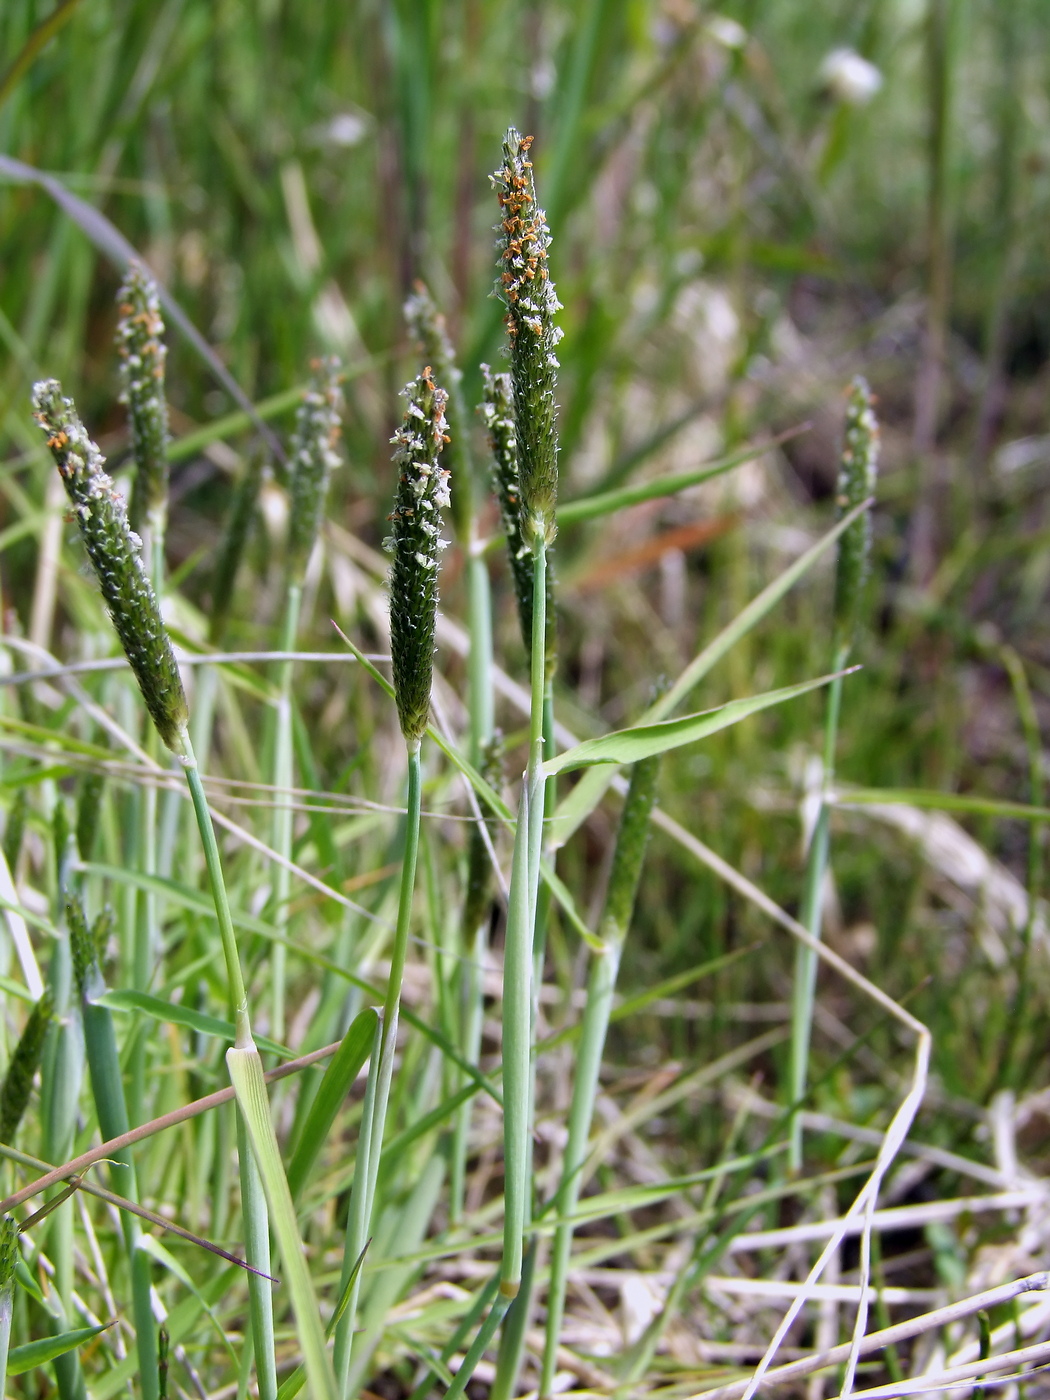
[
  {"left": 334, "top": 744, "right": 422, "bottom": 1397},
  {"left": 179, "top": 739, "right": 278, "bottom": 1393},
  {"left": 788, "top": 657, "right": 846, "bottom": 1172},
  {"left": 540, "top": 754, "right": 660, "bottom": 1395},
  {"left": 500, "top": 535, "right": 548, "bottom": 1302},
  {"left": 270, "top": 582, "right": 302, "bottom": 1046}
]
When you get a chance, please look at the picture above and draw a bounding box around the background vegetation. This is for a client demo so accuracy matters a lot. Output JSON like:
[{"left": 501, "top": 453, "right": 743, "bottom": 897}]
[{"left": 1, "top": 0, "right": 1050, "bottom": 1396}]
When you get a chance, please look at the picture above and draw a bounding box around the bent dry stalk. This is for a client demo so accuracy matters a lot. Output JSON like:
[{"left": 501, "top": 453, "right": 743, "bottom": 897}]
[
  {"left": 333, "top": 369, "right": 450, "bottom": 1397},
  {"left": 32, "top": 380, "right": 336, "bottom": 1400},
  {"left": 788, "top": 377, "right": 879, "bottom": 1172}
]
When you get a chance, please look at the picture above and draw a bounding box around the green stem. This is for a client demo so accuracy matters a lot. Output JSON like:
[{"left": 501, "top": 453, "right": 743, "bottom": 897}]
[
  {"left": 788, "top": 650, "right": 847, "bottom": 1172},
  {"left": 467, "top": 545, "right": 494, "bottom": 767},
  {"left": 80, "top": 983, "right": 158, "bottom": 1400},
  {"left": 334, "top": 744, "right": 422, "bottom": 1398},
  {"left": 270, "top": 583, "right": 302, "bottom": 1046},
  {"left": 0, "top": 1286, "right": 12, "bottom": 1399},
  {"left": 500, "top": 537, "right": 548, "bottom": 1302},
  {"left": 179, "top": 735, "right": 250, "bottom": 1045},
  {"left": 235, "top": 1112, "right": 278, "bottom": 1400}
]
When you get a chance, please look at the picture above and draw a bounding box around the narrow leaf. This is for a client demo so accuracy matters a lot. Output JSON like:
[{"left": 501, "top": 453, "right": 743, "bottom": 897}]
[
  {"left": 227, "top": 1047, "right": 338, "bottom": 1400},
  {"left": 7, "top": 1323, "right": 111, "bottom": 1375},
  {"left": 96, "top": 988, "right": 290, "bottom": 1059},
  {"left": 287, "top": 1009, "right": 378, "bottom": 1202},
  {"left": 836, "top": 788, "right": 1050, "bottom": 822},
  {"left": 543, "top": 671, "right": 857, "bottom": 777}
]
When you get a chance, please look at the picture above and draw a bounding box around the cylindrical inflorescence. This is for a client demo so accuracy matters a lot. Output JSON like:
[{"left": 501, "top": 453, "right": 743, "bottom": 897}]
[
  {"left": 385, "top": 369, "right": 451, "bottom": 745},
  {"left": 116, "top": 262, "right": 169, "bottom": 527},
  {"left": 286, "top": 357, "right": 344, "bottom": 586},
  {"left": 405, "top": 282, "right": 472, "bottom": 539},
  {"left": 490, "top": 129, "right": 562, "bottom": 545},
  {"left": 32, "top": 380, "right": 189, "bottom": 753},
  {"left": 480, "top": 364, "right": 557, "bottom": 675},
  {"left": 833, "top": 376, "right": 880, "bottom": 651},
  {"left": 0, "top": 991, "right": 52, "bottom": 1144}
]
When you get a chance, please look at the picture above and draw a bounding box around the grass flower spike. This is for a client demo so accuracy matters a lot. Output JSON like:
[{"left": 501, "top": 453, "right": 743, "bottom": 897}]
[
  {"left": 386, "top": 368, "right": 451, "bottom": 745},
  {"left": 32, "top": 380, "right": 188, "bottom": 753},
  {"left": 834, "top": 375, "right": 880, "bottom": 654},
  {"left": 480, "top": 364, "right": 557, "bottom": 674},
  {"left": 286, "top": 356, "right": 344, "bottom": 585},
  {"left": 116, "top": 263, "right": 169, "bottom": 566},
  {"left": 491, "top": 128, "right": 562, "bottom": 544}
]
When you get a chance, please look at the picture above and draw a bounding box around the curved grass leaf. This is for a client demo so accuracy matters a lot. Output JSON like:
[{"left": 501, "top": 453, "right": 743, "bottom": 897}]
[
  {"left": 286, "top": 1008, "right": 378, "bottom": 1202},
  {"left": 836, "top": 788, "right": 1050, "bottom": 821},
  {"left": 227, "top": 1047, "right": 337, "bottom": 1400},
  {"left": 542, "top": 671, "right": 856, "bottom": 777},
  {"left": 96, "top": 989, "right": 290, "bottom": 1059},
  {"left": 7, "top": 1323, "right": 111, "bottom": 1375}
]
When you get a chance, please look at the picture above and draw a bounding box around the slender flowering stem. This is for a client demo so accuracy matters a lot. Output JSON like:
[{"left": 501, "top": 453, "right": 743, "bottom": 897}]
[
  {"left": 335, "top": 371, "right": 449, "bottom": 1395},
  {"left": 789, "top": 377, "right": 879, "bottom": 1171},
  {"left": 540, "top": 754, "right": 660, "bottom": 1396},
  {"left": 488, "top": 130, "right": 562, "bottom": 1329},
  {"left": 272, "top": 359, "right": 344, "bottom": 1042}
]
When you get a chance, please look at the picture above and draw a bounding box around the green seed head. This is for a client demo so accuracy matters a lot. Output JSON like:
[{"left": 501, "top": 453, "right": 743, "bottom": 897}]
[
  {"left": 286, "top": 357, "right": 344, "bottom": 586},
  {"left": 0, "top": 1215, "right": 18, "bottom": 1294},
  {"left": 67, "top": 895, "right": 100, "bottom": 1000},
  {"left": 385, "top": 369, "right": 451, "bottom": 745},
  {"left": 2, "top": 788, "right": 29, "bottom": 875},
  {"left": 479, "top": 365, "right": 557, "bottom": 676},
  {"left": 76, "top": 772, "right": 105, "bottom": 864},
  {"left": 32, "top": 379, "right": 189, "bottom": 754},
  {"left": 116, "top": 262, "right": 170, "bottom": 526},
  {"left": 833, "top": 376, "right": 879, "bottom": 651},
  {"left": 405, "top": 282, "right": 472, "bottom": 537},
  {"left": 491, "top": 129, "right": 562, "bottom": 545},
  {"left": 0, "top": 991, "right": 52, "bottom": 1145}
]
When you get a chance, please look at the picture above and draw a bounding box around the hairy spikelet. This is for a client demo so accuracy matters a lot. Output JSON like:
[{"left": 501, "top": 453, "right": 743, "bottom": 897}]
[
  {"left": 385, "top": 370, "right": 451, "bottom": 744},
  {"left": 491, "top": 129, "right": 562, "bottom": 544},
  {"left": 32, "top": 380, "right": 189, "bottom": 753},
  {"left": 116, "top": 263, "right": 169, "bottom": 526},
  {"left": 834, "top": 376, "right": 880, "bottom": 651},
  {"left": 286, "top": 357, "right": 344, "bottom": 585},
  {"left": 0, "top": 991, "right": 52, "bottom": 1143},
  {"left": 405, "top": 282, "right": 471, "bottom": 537},
  {"left": 480, "top": 365, "right": 557, "bottom": 675}
]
